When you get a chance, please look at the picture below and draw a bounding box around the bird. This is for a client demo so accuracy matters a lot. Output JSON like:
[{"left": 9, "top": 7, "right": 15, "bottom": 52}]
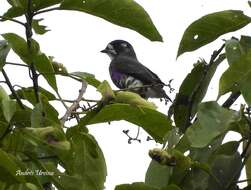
[{"left": 101, "top": 40, "right": 172, "bottom": 103}]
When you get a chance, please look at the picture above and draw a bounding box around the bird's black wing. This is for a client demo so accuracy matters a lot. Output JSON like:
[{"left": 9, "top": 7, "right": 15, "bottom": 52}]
[{"left": 111, "top": 56, "right": 165, "bottom": 85}]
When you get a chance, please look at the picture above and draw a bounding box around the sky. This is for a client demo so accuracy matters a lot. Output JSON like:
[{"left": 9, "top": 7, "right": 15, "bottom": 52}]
[{"left": 0, "top": 0, "right": 251, "bottom": 189}]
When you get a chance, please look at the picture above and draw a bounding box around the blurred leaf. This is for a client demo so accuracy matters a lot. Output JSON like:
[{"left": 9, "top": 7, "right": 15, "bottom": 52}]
[
  {"left": 71, "top": 72, "right": 101, "bottom": 88},
  {"left": 4, "top": 0, "right": 62, "bottom": 18},
  {"left": 213, "top": 141, "right": 239, "bottom": 156},
  {"left": 80, "top": 103, "right": 172, "bottom": 143},
  {"left": 13, "top": 87, "right": 56, "bottom": 105},
  {"left": 225, "top": 38, "right": 244, "bottom": 65},
  {"left": 36, "top": 132, "right": 107, "bottom": 190},
  {"left": 60, "top": 0, "right": 162, "bottom": 41},
  {"left": 32, "top": 19, "right": 50, "bottom": 35},
  {"left": 240, "top": 35, "right": 251, "bottom": 52},
  {"left": 208, "top": 153, "right": 242, "bottom": 190},
  {"left": 0, "top": 40, "right": 11, "bottom": 70},
  {"left": 0, "top": 149, "right": 26, "bottom": 184},
  {"left": 30, "top": 97, "right": 60, "bottom": 128},
  {"left": 33, "top": 53, "right": 58, "bottom": 91},
  {"left": 115, "top": 182, "right": 158, "bottom": 190},
  {"left": 97, "top": 80, "right": 115, "bottom": 100},
  {"left": 219, "top": 50, "right": 251, "bottom": 105},
  {"left": 243, "top": 140, "right": 251, "bottom": 185},
  {"left": 173, "top": 58, "right": 223, "bottom": 133},
  {"left": 145, "top": 160, "right": 171, "bottom": 188},
  {"left": 50, "top": 60, "right": 68, "bottom": 74},
  {"left": 22, "top": 127, "right": 70, "bottom": 152},
  {"left": 0, "top": 86, "right": 9, "bottom": 101},
  {"left": 115, "top": 91, "right": 157, "bottom": 110},
  {"left": 177, "top": 10, "right": 251, "bottom": 57},
  {"left": 2, "top": 99, "right": 16, "bottom": 122},
  {"left": 2, "top": 33, "right": 40, "bottom": 65},
  {"left": 186, "top": 101, "right": 238, "bottom": 148}
]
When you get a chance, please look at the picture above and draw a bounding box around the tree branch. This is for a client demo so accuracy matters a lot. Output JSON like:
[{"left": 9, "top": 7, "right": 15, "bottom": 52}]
[
  {"left": 2, "top": 69, "right": 25, "bottom": 109},
  {"left": 222, "top": 92, "right": 241, "bottom": 108},
  {"left": 25, "top": 0, "right": 40, "bottom": 103},
  {"left": 61, "top": 81, "right": 87, "bottom": 124}
]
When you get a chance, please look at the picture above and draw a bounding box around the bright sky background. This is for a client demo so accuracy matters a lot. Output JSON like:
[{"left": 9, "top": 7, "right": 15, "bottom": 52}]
[{"left": 0, "top": 0, "right": 251, "bottom": 189}]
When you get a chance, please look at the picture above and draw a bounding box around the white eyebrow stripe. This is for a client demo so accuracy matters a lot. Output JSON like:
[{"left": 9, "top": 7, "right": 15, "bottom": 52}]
[{"left": 108, "top": 44, "right": 114, "bottom": 49}]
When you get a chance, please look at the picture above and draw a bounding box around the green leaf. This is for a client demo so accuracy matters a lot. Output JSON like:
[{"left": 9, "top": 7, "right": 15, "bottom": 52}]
[
  {"left": 2, "top": 33, "right": 39, "bottom": 65},
  {"left": 37, "top": 132, "right": 107, "bottom": 190},
  {"left": 114, "top": 91, "right": 157, "bottom": 110},
  {"left": 208, "top": 153, "right": 242, "bottom": 189},
  {"left": 0, "top": 40, "right": 11, "bottom": 70},
  {"left": 32, "top": 19, "right": 50, "bottom": 35},
  {"left": 97, "top": 80, "right": 115, "bottom": 100},
  {"left": 80, "top": 103, "right": 172, "bottom": 143},
  {"left": 33, "top": 53, "right": 58, "bottom": 91},
  {"left": 240, "top": 35, "right": 251, "bottom": 52},
  {"left": 0, "top": 149, "right": 26, "bottom": 184},
  {"left": 186, "top": 101, "right": 238, "bottom": 148},
  {"left": 4, "top": 0, "right": 62, "bottom": 18},
  {"left": 219, "top": 50, "right": 251, "bottom": 104},
  {"left": 177, "top": 10, "right": 251, "bottom": 57},
  {"left": 172, "top": 58, "right": 224, "bottom": 133},
  {"left": 115, "top": 182, "right": 158, "bottom": 190},
  {"left": 244, "top": 141, "right": 251, "bottom": 185},
  {"left": 22, "top": 126, "right": 70, "bottom": 152},
  {"left": 2, "top": 99, "right": 17, "bottom": 122},
  {"left": 0, "top": 86, "right": 9, "bottom": 101},
  {"left": 13, "top": 87, "right": 56, "bottom": 105},
  {"left": 71, "top": 72, "right": 101, "bottom": 88},
  {"left": 145, "top": 160, "right": 171, "bottom": 188},
  {"left": 225, "top": 38, "right": 244, "bottom": 65},
  {"left": 60, "top": 0, "right": 162, "bottom": 41}
]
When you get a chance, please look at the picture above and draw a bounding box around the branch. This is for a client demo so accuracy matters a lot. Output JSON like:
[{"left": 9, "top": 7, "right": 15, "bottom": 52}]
[
  {"left": 25, "top": 0, "right": 40, "bottom": 103},
  {"left": 34, "top": 7, "right": 61, "bottom": 16},
  {"left": 2, "top": 69, "right": 25, "bottom": 109},
  {"left": 222, "top": 92, "right": 241, "bottom": 108},
  {"left": 61, "top": 81, "right": 87, "bottom": 124},
  {"left": 0, "top": 16, "right": 26, "bottom": 26}
]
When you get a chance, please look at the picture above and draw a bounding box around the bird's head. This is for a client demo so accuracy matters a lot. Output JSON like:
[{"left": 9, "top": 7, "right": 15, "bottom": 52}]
[{"left": 101, "top": 40, "right": 137, "bottom": 60}]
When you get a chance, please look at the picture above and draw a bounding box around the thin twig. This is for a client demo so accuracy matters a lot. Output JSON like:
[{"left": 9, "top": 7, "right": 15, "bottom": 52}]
[
  {"left": 0, "top": 16, "right": 26, "bottom": 26},
  {"left": 115, "top": 83, "right": 165, "bottom": 92},
  {"left": 2, "top": 69, "right": 25, "bottom": 109},
  {"left": 6, "top": 62, "right": 29, "bottom": 68},
  {"left": 61, "top": 81, "right": 87, "bottom": 124},
  {"left": 55, "top": 91, "right": 68, "bottom": 110},
  {"left": 34, "top": 7, "right": 61, "bottom": 15}
]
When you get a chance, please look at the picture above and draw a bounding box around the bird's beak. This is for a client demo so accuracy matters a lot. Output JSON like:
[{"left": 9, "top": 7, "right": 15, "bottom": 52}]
[{"left": 101, "top": 49, "right": 108, "bottom": 53}]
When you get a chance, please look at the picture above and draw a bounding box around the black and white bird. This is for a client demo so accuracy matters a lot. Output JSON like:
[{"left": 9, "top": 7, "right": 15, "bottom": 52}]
[{"left": 101, "top": 40, "right": 172, "bottom": 103}]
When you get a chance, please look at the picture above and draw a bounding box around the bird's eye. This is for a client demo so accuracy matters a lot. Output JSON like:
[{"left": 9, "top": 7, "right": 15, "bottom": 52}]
[{"left": 121, "top": 43, "right": 128, "bottom": 48}]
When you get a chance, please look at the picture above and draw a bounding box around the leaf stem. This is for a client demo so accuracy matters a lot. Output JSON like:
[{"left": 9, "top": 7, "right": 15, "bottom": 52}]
[
  {"left": 0, "top": 16, "right": 26, "bottom": 27},
  {"left": 34, "top": 7, "right": 61, "bottom": 16},
  {"left": 6, "top": 62, "right": 29, "bottom": 68}
]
